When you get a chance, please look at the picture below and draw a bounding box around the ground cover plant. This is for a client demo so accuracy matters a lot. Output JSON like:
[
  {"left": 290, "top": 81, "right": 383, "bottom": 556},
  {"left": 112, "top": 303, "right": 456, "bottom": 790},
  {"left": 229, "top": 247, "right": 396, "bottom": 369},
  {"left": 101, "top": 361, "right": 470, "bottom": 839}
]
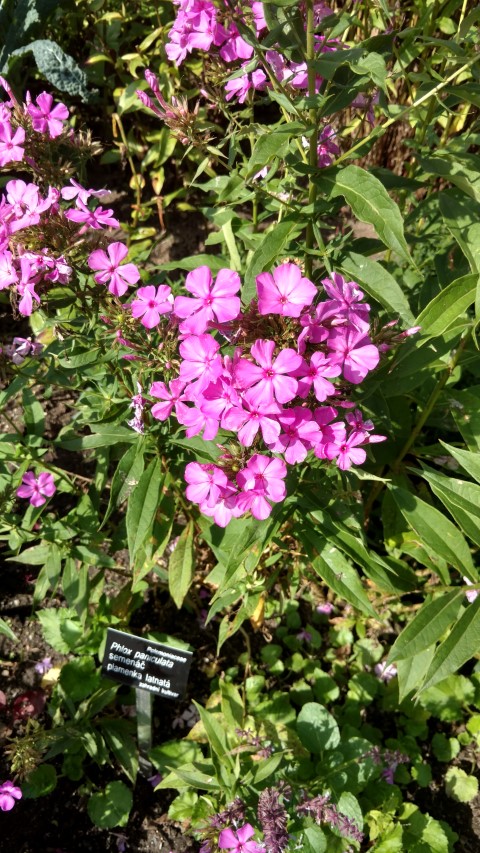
[{"left": 0, "top": 0, "right": 480, "bottom": 850}]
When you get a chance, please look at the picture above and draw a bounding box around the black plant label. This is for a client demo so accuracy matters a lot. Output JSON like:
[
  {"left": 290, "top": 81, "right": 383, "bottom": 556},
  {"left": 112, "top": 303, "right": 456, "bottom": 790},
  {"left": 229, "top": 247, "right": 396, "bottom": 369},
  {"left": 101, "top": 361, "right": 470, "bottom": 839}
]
[{"left": 102, "top": 627, "right": 193, "bottom": 700}]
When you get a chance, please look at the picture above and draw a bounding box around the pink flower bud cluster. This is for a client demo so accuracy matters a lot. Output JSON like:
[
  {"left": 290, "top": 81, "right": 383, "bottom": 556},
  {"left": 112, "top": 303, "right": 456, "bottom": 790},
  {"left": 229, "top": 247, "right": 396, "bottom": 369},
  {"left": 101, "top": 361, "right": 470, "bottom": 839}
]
[{"left": 114, "top": 260, "right": 386, "bottom": 527}]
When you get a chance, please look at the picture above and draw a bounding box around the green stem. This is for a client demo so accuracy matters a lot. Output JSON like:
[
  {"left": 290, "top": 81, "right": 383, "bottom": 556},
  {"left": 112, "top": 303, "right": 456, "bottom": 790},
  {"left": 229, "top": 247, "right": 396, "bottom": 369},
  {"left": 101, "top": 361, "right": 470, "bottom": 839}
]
[
  {"left": 305, "top": 0, "right": 318, "bottom": 280},
  {"left": 113, "top": 113, "right": 141, "bottom": 235}
]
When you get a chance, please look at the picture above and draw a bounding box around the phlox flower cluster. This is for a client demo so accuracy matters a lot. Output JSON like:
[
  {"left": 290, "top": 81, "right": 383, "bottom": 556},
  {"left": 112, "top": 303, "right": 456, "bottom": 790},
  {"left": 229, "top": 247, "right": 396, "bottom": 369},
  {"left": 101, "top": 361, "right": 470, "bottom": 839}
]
[
  {"left": 0, "top": 80, "right": 141, "bottom": 318},
  {"left": 113, "top": 260, "right": 386, "bottom": 528},
  {"left": 163, "top": 0, "right": 345, "bottom": 133}
]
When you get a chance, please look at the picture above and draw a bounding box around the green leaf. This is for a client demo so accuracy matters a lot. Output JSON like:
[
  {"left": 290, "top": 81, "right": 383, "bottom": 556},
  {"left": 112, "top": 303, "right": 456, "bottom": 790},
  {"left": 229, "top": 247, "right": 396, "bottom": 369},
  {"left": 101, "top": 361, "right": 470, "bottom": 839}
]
[
  {"left": 59, "top": 657, "right": 100, "bottom": 702},
  {"left": 126, "top": 457, "right": 163, "bottom": 566},
  {"left": 87, "top": 781, "right": 133, "bottom": 828},
  {"left": 440, "top": 441, "right": 480, "bottom": 486},
  {"left": 389, "top": 485, "right": 476, "bottom": 581},
  {"left": 11, "top": 39, "right": 93, "bottom": 101},
  {"left": 303, "top": 826, "right": 328, "bottom": 853},
  {"left": 101, "top": 721, "right": 138, "bottom": 784},
  {"left": 168, "top": 521, "right": 195, "bottom": 608},
  {"left": 322, "top": 165, "right": 412, "bottom": 264},
  {"left": 192, "top": 703, "right": 235, "bottom": 771},
  {"left": 57, "top": 425, "right": 138, "bottom": 450},
  {"left": 23, "top": 765, "right": 57, "bottom": 798},
  {"left": 414, "top": 273, "right": 477, "bottom": 338},
  {"left": 388, "top": 592, "right": 465, "bottom": 663},
  {"left": 341, "top": 252, "right": 415, "bottom": 324},
  {"left": 397, "top": 647, "right": 435, "bottom": 702},
  {"left": 243, "top": 217, "right": 300, "bottom": 304},
  {"left": 420, "top": 596, "right": 480, "bottom": 693},
  {"left": 103, "top": 442, "right": 145, "bottom": 525},
  {"left": 0, "top": 617, "right": 17, "bottom": 641},
  {"left": 420, "top": 153, "right": 480, "bottom": 204},
  {"left": 419, "top": 466, "right": 480, "bottom": 547},
  {"left": 245, "top": 124, "right": 304, "bottom": 177},
  {"left": 439, "top": 192, "right": 480, "bottom": 273},
  {"left": 37, "top": 608, "right": 79, "bottom": 654},
  {"left": 298, "top": 525, "right": 376, "bottom": 616},
  {"left": 297, "top": 702, "right": 340, "bottom": 752},
  {"left": 445, "top": 767, "right": 479, "bottom": 803}
]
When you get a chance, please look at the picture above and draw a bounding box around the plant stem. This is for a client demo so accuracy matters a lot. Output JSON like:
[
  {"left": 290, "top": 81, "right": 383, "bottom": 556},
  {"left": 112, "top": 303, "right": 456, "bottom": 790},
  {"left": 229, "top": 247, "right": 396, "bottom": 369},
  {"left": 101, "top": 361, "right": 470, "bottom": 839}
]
[
  {"left": 113, "top": 112, "right": 142, "bottom": 234},
  {"left": 305, "top": 0, "right": 318, "bottom": 280}
]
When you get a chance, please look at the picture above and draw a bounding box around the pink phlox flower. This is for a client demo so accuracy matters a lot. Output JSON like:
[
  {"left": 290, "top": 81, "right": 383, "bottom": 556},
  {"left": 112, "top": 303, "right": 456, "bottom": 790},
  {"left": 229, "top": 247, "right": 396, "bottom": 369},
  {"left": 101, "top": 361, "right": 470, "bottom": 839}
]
[
  {"left": 215, "top": 22, "right": 254, "bottom": 63},
  {"left": 176, "top": 400, "right": 219, "bottom": 440},
  {"left": 313, "top": 406, "right": 344, "bottom": 459},
  {"left": 295, "top": 352, "right": 341, "bottom": 401},
  {"left": 256, "top": 262, "right": 317, "bottom": 317},
  {"left": 184, "top": 462, "right": 228, "bottom": 508},
  {"left": 131, "top": 285, "right": 174, "bottom": 328},
  {"left": 316, "top": 124, "right": 340, "bottom": 167},
  {"left": 0, "top": 120, "right": 25, "bottom": 167},
  {"left": 26, "top": 91, "right": 69, "bottom": 138},
  {"left": 236, "top": 455, "right": 287, "bottom": 521},
  {"left": 61, "top": 178, "right": 108, "bottom": 205},
  {"left": 218, "top": 823, "right": 264, "bottom": 853},
  {"left": 225, "top": 65, "right": 267, "bottom": 103},
  {"left": 4, "top": 336, "right": 42, "bottom": 365},
  {"left": 321, "top": 271, "right": 370, "bottom": 332},
  {"left": 0, "top": 781, "right": 22, "bottom": 812},
  {"left": 16, "top": 258, "right": 41, "bottom": 316},
  {"left": 41, "top": 252, "right": 72, "bottom": 284},
  {"left": 64, "top": 199, "right": 119, "bottom": 230},
  {"left": 17, "top": 471, "right": 56, "bottom": 506},
  {"left": 0, "top": 249, "right": 17, "bottom": 290},
  {"left": 5, "top": 179, "right": 44, "bottom": 230},
  {"left": 267, "top": 407, "right": 321, "bottom": 464},
  {"left": 150, "top": 379, "right": 187, "bottom": 420},
  {"left": 345, "top": 409, "right": 374, "bottom": 432},
  {"left": 325, "top": 430, "right": 368, "bottom": 470},
  {"left": 174, "top": 266, "right": 241, "bottom": 334},
  {"left": 328, "top": 328, "right": 380, "bottom": 384},
  {"left": 166, "top": 1, "right": 217, "bottom": 64},
  {"left": 222, "top": 392, "right": 282, "bottom": 447},
  {"left": 88, "top": 242, "right": 140, "bottom": 297},
  {"left": 252, "top": 1, "right": 267, "bottom": 33},
  {"left": 199, "top": 377, "right": 242, "bottom": 421},
  {"left": 200, "top": 484, "right": 242, "bottom": 527},
  {"left": 178, "top": 334, "right": 223, "bottom": 386},
  {"left": 234, "top": 339, "right": 302, "bottom": 406}
]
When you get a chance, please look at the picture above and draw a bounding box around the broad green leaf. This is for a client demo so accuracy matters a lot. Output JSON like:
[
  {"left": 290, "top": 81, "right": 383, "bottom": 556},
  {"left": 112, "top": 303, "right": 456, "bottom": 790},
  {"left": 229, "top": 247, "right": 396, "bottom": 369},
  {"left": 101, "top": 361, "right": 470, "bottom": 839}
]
[
  {"left": 23, "top": 765, "right": 57, "bottom": 798},
  {"left": 414, "top": 273, "right": 477, "bottom": 338},
  {"left": 297, "top": 702, "right": 340, "bottom": 752},
  {"left": 126, "top": 457, "right": 163, "bottom": 566},
  {"left": 322, "top": 165, "right": 412, "bottom": 264},
  {"left": 445, "top": 768, "right": 479, "bottom": 803},
  {"left": 22, "top": 387, "right": 45, "bottom": 436},
  {"left": 388, "top": 592, "right": 464, "bottom": 663},
  {"left": 220, "top": 680, "right": 244, "bottom": 729},
  {"left": 168, "top": 763, "right": 222, "bottom": 791},
  {"left": 87, "top": 781, "right": 132, "bottom": 829},
  {"left": 420, "top": 596, "right": 480, "bottom": 693},
  {"left": 158, "top": 254, "right": 229, "bottom": 273},
  {"left": 245, "top": 124, "right": 304, "bottom": 177},
  {"left": 168, "top": 521, "right": 195, "bottom": 608},
  {"left": 59, "top": 657, "right": 100, "bottom": 702},
  {"left": 243, "top": 217, "right": 300, "bottom": 303},
  {"left": 448, "top": 386, "right": 480, "bottom": 451},
  {"left": 341, "top": 252, "right": 415, "bottom": 324},
  {"left": 299, "top": 525, "right": 376, "bottom": 616},
  {"left": 440, "top": 441, "right": 480, "bottom": 485},
  {"left": 439, "top": 192, "right": 480, "bottom": 273},
  {"left": 389, "top": 485, "right": 476, "bottom": 581},
  {"left": 303, "top": 826, "right": 328, "bottom": 853}
]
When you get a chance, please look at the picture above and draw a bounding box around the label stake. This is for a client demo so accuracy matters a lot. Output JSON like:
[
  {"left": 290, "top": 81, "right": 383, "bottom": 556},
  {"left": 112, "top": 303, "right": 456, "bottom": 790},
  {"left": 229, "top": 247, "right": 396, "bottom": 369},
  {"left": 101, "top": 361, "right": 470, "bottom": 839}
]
[{"left": 136, "top": 687, "right": 153, "bottom": 776}]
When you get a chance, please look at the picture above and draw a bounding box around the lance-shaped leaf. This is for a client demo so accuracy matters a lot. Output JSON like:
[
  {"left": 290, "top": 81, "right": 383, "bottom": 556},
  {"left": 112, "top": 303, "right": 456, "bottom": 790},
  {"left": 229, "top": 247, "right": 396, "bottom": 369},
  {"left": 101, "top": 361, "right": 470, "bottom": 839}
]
[
  {"left": 419, "top": 596, "right": 480, "bottom": 693},
  {"left": 126, "top": 457, "right": 164, "bottom": 566},
  {"left": 414, "top": 273, "right": 477, "bottom": 338},
  {"left": 388, "top": 591, "right": 465, "bottom": 663},
  {"left": 168, "top": 521, "right": 195, "bottom": 609}
]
